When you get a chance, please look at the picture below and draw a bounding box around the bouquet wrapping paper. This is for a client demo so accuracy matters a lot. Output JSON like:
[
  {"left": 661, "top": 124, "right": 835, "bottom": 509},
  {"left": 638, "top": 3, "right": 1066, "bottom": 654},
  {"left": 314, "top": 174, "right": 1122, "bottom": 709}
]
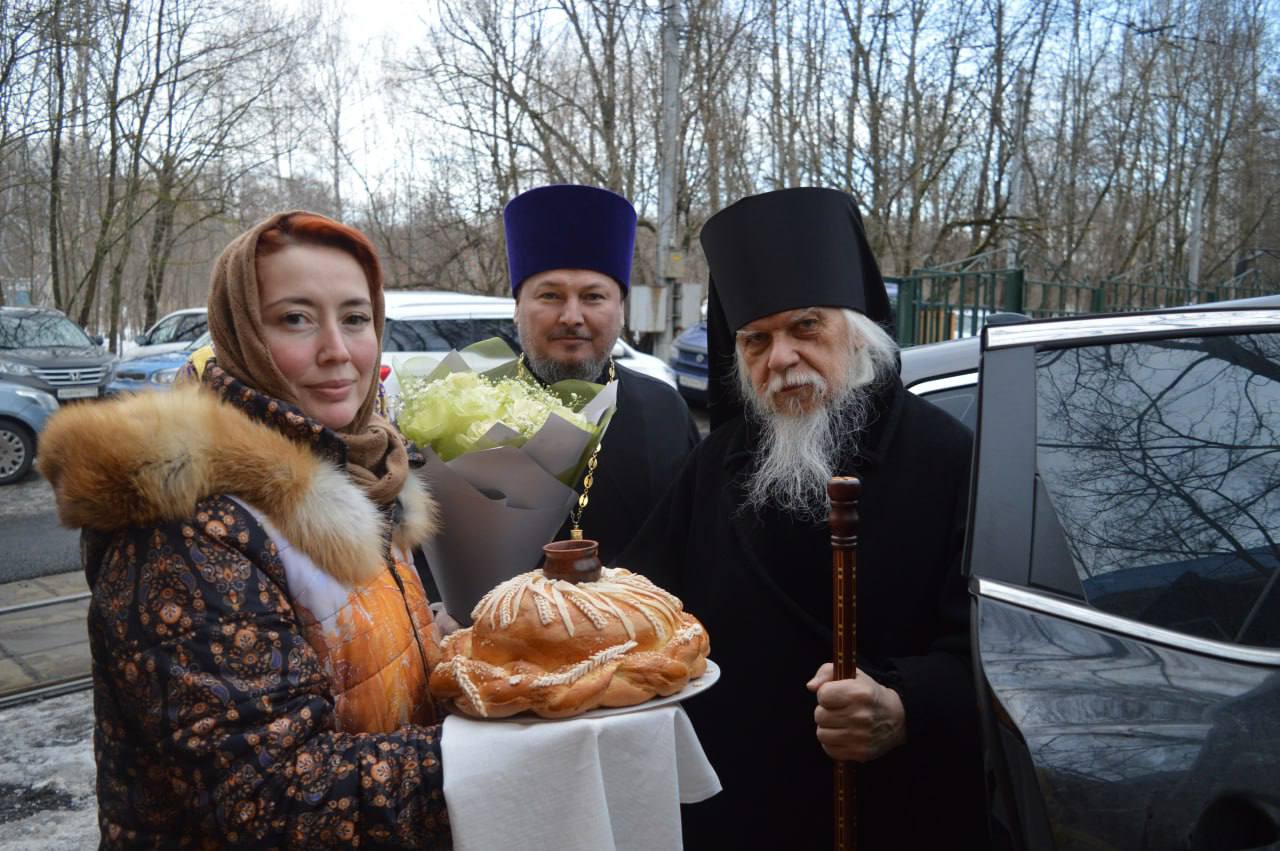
[{"left": 396, "top": 339, "right": 617, "bottom": 624}]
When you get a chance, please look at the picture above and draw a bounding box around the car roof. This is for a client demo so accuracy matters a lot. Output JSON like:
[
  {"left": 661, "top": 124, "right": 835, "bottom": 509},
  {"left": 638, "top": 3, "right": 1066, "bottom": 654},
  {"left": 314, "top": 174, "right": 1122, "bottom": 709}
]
[
  {"left": 0, "top": 306, "right": 64, "bottom": 318},
  {"left": 384, "top": 289, "right": 515, "bottom": 319},
  {"left": 899, "top": 335, "right": 981, "bottom": 387},
  {"left": 384, "top": 289, "right": 513, "bottom": 307},
  {"left": 985, "top": 305, "right": 1280, "bottom": 349},
  {"left": 898, "top": 296, "right": 1280, "bottom": 383},
  {"left": 1173, "top": 292, "right": 1280, "bottom": 309},
  {"left": 153, "top": 307, "right": 206, "bottom": 317}
]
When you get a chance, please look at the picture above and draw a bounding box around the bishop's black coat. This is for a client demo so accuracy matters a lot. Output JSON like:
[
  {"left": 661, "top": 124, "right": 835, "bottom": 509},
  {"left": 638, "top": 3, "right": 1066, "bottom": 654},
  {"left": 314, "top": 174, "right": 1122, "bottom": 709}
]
[
  {"left": 620, "top": 377, "right": 989, "bottom": 850},
  {"left": 555, "top": 364, "right": 702, "bottom": 565}
]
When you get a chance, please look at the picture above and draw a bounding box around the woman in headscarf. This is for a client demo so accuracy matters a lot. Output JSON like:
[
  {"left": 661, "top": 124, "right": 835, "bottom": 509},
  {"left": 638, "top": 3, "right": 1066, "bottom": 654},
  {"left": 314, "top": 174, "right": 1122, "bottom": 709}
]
[{"left": 38, "top": 212, "right": 452, "bottom": 848}]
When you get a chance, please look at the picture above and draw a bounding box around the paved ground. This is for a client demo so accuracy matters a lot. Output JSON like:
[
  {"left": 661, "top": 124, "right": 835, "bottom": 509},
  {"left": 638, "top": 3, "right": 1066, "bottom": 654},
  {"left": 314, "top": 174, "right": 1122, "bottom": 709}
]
[
  {"left": 0, "top": 572, "right": 90, "bottom": 696},
  {"left": 0, "top": 690, "right": 97, "bottom": 849},
  {"left": 0, "top": 470, "right": 56, "bottom": 516},
  {"left": 0, "top": 472, "right": 91, "bottom": 698},
  {"left": 0, "top": 473, "right": 79, "bottom": 583}
]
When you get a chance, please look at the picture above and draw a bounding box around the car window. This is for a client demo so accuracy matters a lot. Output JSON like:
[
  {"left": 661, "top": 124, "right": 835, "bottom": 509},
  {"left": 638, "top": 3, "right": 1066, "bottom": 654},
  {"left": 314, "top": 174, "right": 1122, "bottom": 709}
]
[
  {"left": 384, "top": 317, "right": 517, "bottom": 353},
  {"left": 1032, "top": 333, "right": 1280, "bottom": 647},
  {"left": 147, "top": 313, "right": 186, "bottom": 345},
  {"left": 184, "top": 331, "right": 212, "bottom": 352},
  {"left": 919, "top": 385, "right": 977, "bottom": 430},
  {"left": 908, "top": 373, "right": 978, "bottom": 431},
  {"left": 174, "top": 314, "right": 208, "bottom": 342},
  {"left": 0, "top": 313, "right": 92, "bottom": 348}
]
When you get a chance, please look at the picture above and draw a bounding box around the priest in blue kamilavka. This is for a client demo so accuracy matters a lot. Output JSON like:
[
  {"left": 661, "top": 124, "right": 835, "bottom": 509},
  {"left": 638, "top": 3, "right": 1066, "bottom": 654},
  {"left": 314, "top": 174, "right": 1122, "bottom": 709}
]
[
  {"left": 620, "top": 188, "right": 989, "bottom": 849},
  {"left": 504, "top": 184, "right": 701, "bottom": 564}
]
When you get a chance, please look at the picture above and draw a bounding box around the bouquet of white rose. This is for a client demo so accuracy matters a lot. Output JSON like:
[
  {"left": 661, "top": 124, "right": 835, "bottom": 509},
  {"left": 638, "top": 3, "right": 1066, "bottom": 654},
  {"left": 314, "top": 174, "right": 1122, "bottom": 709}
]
[{"left": 394, "top": 338, "right": 617, "bottom": 624}]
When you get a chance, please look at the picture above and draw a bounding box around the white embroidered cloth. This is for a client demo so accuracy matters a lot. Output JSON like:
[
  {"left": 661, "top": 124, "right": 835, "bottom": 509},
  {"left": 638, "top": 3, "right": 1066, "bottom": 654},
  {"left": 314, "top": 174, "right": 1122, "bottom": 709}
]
[{"left": 442, "top": 703, "right": 721, "bottom": 850}]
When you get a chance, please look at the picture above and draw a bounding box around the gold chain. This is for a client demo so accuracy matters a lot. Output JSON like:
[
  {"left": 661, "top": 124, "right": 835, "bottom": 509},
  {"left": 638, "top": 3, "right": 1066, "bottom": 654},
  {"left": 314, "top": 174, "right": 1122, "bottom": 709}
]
[{"left": 518, "top": 352, "right": 615, "bottom": 540}]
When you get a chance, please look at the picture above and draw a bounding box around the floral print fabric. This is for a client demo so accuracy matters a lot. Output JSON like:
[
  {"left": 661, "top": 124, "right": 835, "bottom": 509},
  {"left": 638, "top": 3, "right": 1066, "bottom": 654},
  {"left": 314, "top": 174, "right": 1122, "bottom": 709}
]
[
  {"left": 88, "top": 495, "right": 451, "bottom": 848},
  {"left": 80, "top": 374, "right": 451, "bottom": 848}
]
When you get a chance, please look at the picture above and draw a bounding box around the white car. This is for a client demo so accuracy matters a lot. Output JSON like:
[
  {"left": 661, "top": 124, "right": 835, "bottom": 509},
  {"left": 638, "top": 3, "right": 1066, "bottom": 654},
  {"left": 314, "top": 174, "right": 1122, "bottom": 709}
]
[
  {"left": 380, "top": 289, "right": 676, "bottom": 413},
  {"left": 126, "top": 307, "right": 208, "bottom": 360}
]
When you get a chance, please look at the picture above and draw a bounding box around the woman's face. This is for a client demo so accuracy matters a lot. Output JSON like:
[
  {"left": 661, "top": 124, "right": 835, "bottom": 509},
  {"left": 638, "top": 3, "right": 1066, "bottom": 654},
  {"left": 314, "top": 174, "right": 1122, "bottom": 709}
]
[{"left": 257, "top": 244, "right": 378, "bottom": 430}]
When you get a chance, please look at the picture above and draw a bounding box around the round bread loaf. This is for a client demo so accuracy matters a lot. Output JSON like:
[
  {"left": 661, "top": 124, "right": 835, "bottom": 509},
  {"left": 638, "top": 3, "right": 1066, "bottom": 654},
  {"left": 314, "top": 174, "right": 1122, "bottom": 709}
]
[{"left": 429, "top": 567, "right": 710, "bottom": 718}]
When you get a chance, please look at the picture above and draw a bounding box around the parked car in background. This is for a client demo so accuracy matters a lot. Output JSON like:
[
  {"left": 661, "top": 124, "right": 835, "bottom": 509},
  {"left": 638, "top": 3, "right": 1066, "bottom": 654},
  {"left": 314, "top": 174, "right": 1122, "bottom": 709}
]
[
  {"left": 900, "top": 334, "right": 981, "bottom": 429},
  {"left": 966, "top": 305, "right": 1280, "bottom": 849},
  {"left": 899, "top": 313, "right": 1040, "bottom": 430},
  {"left": 900, "top": 297, "right": 1280, "bottom": 432},
  {"left": 126, "top": 307, "right": 207, "bottom": 359},
  {"left": 0, "top": 306, "right": 116, "bottom": 403},
  {"left": 108, "top": 331, "right": 210, "bottom": 394},
  {"left": 670, "top": 321, "right": 709, "bottom": 405},
  {"left": 380, "top": 290, "right": 676, "bottom": 411},
  {"left": 0, "top": 380, "right": 58, "bottom": 485},
  {"left": 611, "top": 338, "right": 677, "bottom": 389}
]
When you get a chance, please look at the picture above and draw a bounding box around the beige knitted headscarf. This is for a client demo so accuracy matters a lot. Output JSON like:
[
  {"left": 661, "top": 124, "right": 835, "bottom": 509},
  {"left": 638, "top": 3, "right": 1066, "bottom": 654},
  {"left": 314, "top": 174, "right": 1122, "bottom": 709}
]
[{"left": 207, "top": 210, "right": 409, "bottom": 507}]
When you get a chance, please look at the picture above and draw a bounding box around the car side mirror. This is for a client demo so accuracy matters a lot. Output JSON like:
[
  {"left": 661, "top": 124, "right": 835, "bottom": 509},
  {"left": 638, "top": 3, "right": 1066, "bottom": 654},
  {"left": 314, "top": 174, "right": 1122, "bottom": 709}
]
[
  {"left": 91, "top": 334, "right": 105, "bottom": 346},
  {"left": 134, "top": 333, "right": 149, "bottom": 346}
]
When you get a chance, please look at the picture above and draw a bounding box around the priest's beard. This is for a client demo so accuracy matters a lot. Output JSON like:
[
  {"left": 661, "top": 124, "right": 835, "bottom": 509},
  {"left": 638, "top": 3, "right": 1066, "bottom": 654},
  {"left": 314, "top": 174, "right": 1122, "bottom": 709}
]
[
  {"left": 737, "top": 328, "right": 891, "bottom": 524},
  {"left": 523, "top": 350, "right": 611, "bottom": 384},
  {"left": 516, "top": 318, "right": 616, "bottom": 384}
]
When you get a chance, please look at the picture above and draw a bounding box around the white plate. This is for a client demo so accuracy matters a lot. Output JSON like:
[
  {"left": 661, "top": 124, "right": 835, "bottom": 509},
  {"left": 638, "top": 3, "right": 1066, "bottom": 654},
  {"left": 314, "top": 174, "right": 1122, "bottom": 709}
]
[
  {"left": 677, "top": 374, "right": 708, "bottom": 391},
  {"left": 57, "top": 386, "right": 98, "bottom": 399},
  {"left": 477, "top": 659, "right": 720, "bottom": 724}
]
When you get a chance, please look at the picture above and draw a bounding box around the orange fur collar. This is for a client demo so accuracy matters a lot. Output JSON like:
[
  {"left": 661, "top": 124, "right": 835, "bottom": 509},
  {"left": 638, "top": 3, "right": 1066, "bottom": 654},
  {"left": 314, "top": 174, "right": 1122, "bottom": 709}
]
[{"left": 37, "top": 387, "right": 437, "bottom": 585}]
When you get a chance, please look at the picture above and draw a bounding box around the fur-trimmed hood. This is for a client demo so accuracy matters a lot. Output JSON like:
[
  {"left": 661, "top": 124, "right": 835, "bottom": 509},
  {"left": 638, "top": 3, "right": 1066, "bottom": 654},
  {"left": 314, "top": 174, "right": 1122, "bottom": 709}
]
[{"left": 37, "top": 387, "right": 437, "bottom": 585}]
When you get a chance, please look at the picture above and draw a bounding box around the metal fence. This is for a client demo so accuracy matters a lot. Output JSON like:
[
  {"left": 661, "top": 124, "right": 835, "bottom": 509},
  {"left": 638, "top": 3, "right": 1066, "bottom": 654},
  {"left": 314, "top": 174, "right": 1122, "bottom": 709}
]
[{"left": 893, "top": 258, "right": 1277, "bottom": 347}]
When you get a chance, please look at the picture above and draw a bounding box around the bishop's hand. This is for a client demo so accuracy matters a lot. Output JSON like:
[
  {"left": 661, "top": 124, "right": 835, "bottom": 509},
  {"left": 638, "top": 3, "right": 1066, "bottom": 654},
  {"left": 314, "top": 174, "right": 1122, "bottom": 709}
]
[{"left": 807, "top": 662, "right": 907, "bottom": 763}]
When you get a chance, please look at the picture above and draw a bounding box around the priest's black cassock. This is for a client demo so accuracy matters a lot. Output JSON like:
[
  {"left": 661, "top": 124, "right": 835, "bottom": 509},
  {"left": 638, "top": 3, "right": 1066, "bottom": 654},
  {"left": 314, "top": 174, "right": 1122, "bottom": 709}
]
[
  {"left": 553, "top": 362, "right": 700, "bottom": 564},
  {"left": 618, "top": 188, "right": 988, "bottom": 849}
]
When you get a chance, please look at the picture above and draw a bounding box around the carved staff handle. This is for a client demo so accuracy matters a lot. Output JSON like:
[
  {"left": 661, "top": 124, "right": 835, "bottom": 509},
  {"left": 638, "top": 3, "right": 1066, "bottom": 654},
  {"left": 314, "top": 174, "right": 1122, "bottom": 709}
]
[{"left": 828, "top": 476, "right": 861, "bottom": 851}]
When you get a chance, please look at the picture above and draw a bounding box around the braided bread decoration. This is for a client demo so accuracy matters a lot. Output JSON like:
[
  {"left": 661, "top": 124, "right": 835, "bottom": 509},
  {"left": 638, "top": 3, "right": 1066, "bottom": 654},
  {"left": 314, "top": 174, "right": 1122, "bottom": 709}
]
[{"left": 429, "top": 567, "right": 710, "bottom": 719}]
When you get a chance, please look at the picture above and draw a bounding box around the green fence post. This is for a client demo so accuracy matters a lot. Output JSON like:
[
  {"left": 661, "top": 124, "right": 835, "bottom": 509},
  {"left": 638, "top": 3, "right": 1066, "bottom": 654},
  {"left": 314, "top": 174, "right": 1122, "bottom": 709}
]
[
  {"left": 899, "top": 275, "right": 918, "bottom": 346},
  {"left": 1004, "top": 268, "right": 1025, "bottom": 314}
]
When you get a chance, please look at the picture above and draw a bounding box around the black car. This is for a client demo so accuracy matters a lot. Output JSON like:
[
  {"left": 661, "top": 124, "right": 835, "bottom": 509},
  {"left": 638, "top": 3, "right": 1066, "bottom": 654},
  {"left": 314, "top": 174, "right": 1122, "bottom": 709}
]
[
  {"left": 901, "top": 334, "right": 981, "bottom": 429},
  {"left": 899, "top": 297, "right": 1280, "bottom": 432},
  {"left": 966, "top": 306, "right": 1280, "bottom": 849},
  {"left": 0, "top": 307, "right": 116, "bottom": 401},
  {"left": 670, "top": 321, "right": 709, "bottom": 405},
  {"left": 0, "top": 305, "right": 116, "bottom": 401}
]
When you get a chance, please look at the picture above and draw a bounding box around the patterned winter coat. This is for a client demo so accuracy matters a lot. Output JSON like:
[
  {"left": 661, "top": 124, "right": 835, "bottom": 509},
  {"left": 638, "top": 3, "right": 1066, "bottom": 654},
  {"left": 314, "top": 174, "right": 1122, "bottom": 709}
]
[{"left": 37, "top": 371, "right": 452, "bottom": 849}]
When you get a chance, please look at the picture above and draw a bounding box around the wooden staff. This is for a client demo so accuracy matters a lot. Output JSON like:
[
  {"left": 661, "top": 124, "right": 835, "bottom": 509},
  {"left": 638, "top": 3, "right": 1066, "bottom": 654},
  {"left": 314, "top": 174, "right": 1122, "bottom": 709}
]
[{"left": 828, "top": 476, "right": 861, "bottom": 851}]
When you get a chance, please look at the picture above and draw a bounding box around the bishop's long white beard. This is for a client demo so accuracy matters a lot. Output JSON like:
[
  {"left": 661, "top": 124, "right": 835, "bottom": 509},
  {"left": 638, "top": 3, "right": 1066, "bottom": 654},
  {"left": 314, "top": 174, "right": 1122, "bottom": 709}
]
[{"left": 739, "top": 359, "right": 878, "bottom": 523}]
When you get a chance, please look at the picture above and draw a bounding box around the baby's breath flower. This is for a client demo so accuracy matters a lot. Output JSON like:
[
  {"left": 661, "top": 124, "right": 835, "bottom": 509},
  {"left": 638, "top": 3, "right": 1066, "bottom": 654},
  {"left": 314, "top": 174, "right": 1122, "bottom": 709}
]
[{"left": 398, "top": 371, "right": 591, "bottom": 461}]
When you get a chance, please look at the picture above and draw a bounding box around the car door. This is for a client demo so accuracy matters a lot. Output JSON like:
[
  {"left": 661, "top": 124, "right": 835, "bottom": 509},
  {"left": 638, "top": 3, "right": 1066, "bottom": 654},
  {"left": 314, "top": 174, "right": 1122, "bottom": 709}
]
[
  {"left": 967, "top": 309, "right": 1280, "bottom": 851},
  {"left": 145, "top": 312, "right": 187, "bottom": 345}
]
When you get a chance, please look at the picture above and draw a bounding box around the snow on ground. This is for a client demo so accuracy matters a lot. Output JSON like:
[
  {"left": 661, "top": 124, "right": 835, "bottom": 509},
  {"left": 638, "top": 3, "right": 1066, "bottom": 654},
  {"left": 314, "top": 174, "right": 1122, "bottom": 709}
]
[{"left": 0, "top": 690, "right": 98, "bottom": 849}]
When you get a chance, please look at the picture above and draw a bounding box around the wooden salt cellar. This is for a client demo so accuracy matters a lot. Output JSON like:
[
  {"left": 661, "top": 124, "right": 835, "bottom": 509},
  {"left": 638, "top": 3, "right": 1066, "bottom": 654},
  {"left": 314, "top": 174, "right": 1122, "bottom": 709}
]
[{"left": 541, "top": 539, "right": 603, "bottom": 584}]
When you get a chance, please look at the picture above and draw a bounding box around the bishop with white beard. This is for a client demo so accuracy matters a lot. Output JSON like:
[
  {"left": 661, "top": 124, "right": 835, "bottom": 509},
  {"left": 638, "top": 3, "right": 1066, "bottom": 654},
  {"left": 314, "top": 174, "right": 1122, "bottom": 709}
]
[{"left": 620, "top": 188, "right": 988, "bottom": 851}]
